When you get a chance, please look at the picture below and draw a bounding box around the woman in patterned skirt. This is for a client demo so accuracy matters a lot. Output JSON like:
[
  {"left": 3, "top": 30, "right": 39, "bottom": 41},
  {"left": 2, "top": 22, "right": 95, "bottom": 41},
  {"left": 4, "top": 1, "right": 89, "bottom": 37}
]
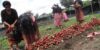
[{"left": 74, "top": 1, "right": 84, "bottom": 24}]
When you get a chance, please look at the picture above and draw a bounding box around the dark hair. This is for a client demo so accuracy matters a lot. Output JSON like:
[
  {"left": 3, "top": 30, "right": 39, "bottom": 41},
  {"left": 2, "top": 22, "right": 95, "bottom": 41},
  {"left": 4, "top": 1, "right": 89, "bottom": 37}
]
[
  {"left": 2, "top": 1, "right": 11, "bottom": 8},
  {"left": 74, "top": 1, "right": 83, "bottom": 7}
]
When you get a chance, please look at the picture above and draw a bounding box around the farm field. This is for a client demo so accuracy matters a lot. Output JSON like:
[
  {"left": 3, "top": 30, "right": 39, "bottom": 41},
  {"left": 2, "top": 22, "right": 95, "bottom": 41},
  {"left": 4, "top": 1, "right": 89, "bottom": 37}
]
[{"left": 0, "top": 14, "right": 100, "bottom": 50}]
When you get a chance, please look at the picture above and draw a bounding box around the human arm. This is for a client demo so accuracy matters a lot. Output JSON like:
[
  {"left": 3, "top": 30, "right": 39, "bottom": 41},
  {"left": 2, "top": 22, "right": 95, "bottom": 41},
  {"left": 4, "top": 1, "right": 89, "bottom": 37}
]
[
  {"left": 1, "top": 11, "right": 11, "bottom": 27},
  {"left": 31, "top": 16, "right": 35, "bottom": 22},
  {"left": 10, "top": 9, "right": 18, "bottom": 28}
]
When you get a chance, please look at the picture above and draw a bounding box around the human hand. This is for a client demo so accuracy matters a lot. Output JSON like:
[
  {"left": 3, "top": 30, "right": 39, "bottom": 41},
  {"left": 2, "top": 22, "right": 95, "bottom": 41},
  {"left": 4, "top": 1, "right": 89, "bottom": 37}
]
[{"left": 10, "top": 24, "right": 15, "bottom": 28}]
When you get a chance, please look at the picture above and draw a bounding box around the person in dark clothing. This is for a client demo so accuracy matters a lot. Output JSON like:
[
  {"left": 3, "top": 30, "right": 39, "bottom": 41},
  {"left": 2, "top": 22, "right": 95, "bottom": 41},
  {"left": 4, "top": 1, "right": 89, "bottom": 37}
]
[
  {"left": 1, "top": 1, "right": 20, "bottom": 50},
  {"left": 18, "top": 11, "right": 40, "bottom": 50},
  {"left": 1, "top": 1, "right": 18, "bottom": 27}
]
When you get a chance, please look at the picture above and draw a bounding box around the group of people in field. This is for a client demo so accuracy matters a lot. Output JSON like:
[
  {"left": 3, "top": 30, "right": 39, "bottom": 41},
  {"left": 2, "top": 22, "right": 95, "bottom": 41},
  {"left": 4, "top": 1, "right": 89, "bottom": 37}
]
[
  {"left": 0, "top": 0, "right": 84, "bottom": 50},
  {"left": 1, "top": 1, "right": 40, "bottom": 50},
  {"left": 52, "top": 1, "right": 84, "bottom": 28}
]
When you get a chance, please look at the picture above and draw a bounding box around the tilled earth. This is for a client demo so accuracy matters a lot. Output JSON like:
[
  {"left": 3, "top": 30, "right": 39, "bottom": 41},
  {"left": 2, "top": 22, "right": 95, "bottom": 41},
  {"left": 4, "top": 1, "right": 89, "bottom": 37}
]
[
  {"left": 45, "top": 31, "right": 100, "bottom": 50},
  {"left": 1, "top": 30, "right": 100, "bottom": 50}
]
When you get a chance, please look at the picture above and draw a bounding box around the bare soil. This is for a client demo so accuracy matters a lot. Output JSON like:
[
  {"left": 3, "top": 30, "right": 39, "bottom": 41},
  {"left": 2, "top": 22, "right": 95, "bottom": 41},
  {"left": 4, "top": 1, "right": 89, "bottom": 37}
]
[{"left": 45, "top": 31, "right": 100, "bottom": 50}]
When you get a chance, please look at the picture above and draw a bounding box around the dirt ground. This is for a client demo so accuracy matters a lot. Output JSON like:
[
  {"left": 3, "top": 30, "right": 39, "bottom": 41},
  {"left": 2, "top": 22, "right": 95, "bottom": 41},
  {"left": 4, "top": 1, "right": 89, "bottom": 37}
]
[
  {"left": 45, "top": 31, "right": 100, "bottom": 50},
  {"left": 1, "top": 30, "right": 100, "bottom": 50}
]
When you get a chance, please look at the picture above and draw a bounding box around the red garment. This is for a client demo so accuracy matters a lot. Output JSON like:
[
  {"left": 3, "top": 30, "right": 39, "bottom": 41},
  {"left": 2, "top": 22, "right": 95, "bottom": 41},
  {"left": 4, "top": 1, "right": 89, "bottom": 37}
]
[
  {"left": 62, "top": 12, "right": 69, "bottom": 21},
  {"left": 53, "top": 13, "right": 63, "bottom": 27},
  {"left": 74, "top": 5, "right": 84, "bottom": 22}
]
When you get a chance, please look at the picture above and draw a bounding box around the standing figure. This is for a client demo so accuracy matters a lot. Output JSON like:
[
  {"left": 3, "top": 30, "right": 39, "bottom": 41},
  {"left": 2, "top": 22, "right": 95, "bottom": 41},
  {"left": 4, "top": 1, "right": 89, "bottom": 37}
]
[
  {"left": 62, "top": 9, "right": 69, "bottom": 22},
  {"left": 1, "top": 1, "right": 20, "bottom": 50},
  {"left": 74, "top": 1, "right": 84, "bottom": 24},
  {"left": 52, "top": 4, "right": 63, "bottom": 28}
]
